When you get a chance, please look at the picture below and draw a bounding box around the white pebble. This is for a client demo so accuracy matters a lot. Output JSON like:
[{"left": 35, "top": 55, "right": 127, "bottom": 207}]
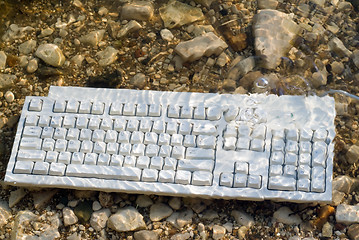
[
  {"left": 160, "top": 29, "right": 174, "bottom": 41},
  {"left": 4, "top": 91, "right": 14, "bottom": 103}
]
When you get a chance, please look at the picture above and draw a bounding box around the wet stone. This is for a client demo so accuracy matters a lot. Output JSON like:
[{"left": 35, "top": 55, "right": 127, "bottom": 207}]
[
  {"left": 329, "top": 37, "right": 352, "bottom": 57},
  {"left": 273, "top": 207, "right": 302, "bottom": 225},
  {"left": 176, "top": 209, "right": 194, "bottom": 228},
  {"left": 160, "top": 29, "right": 174, "bottom": 42},
  {"left": 322, "top": 222, "right": 333, "bottom": 238},
  {"left": 168, "top": 197, "right": 181, "bottom": 210},
  {"left": 96, "top": 46, "right": 119, "bottom": 66},
  {"left": 79, "top": 29, "right": 105, "bottom": 47},
  {"left": 121, "top": 1, "right": 154, "bottom": 21},
  {"left": 118, "top": 20, "right": 142, "bottom": 38},
  {"left": 222, "top": 79, "right": 237, "bottom": 92},
  {"left": 170, "top": 232, "right": 191, "bottom": 240},
  {"left": 331, "top": 61, "right": 344, "bottom": 74},
  {"left": 35, "top": 43, "right": 65, "bottom": 67},
  {"left": 4, "top": 91, "right": 14, "bottom": 103},
  {"left": 26, "top": 58, "right": 38, "bottom": 73},
  {"left": 346, "top": 145, "right": 359, "bottom": 164},
  {"left": 130, "top": 73, "right": 147, "bottom": 89},
  {"left": 90, "top": 208, "right": 111, "bottom": 231},
  {"left": 0, "top": 73, "right": 16, "bottom": 89},
  {"left": 63, "top": 207, "right": 78, "bottom": 226},
  {"left": 18, "top": 39, "right": 37, "bottom": 55},
  {"left": 99, "top": 192, "right": 114, "bottom": 208},
  {"left": 150, "top": 203, "right": 173, "bottom": 221},
  {"left": 108, "top": 207, "right": 146, "bottom": 232},
  {"left": 202, "top": 209, "right": 219, "bottom": 220},
  {"left": 134, "top": 230, "right": 159, "bottom": 240},
  {"left": 11, "top": 210, "right": 38, "bottom": 239},
  {"left": 212, "top": 225, "right": 226, "bottom": 240},
  {"left": 231, "top": 210, "right": 254, "bottom": 227},
  {"left": 227, "top": 56, "right": 256, "bottom": 82},
  {"left": 258, "top": 0, "right": 278, "bottom": 9},
  {"left": 38, "top": 28, "right": 54, "bottom": 38},
  {"left": 311, "top": 71, "right": 327, "bottom": 88},
  {"left": 0, "top": 51, "right": 6, "bottom": 69},
  {"left": 92, "top": 201, "right": 102, "bottom": 211}
]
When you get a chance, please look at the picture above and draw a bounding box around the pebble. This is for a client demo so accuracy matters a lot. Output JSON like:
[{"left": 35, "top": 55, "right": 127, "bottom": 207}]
[
  {"left": 4, "top": 91, "right": 14, "bottom": 103},
  {"left": 0, "top": 201, "right": 11, "bottom": 228},
  {"left": 19, "top": 56, "right": 28, "bottom": 68},
  {"left": 150, "top": 203, "right": 173, "bottom": 221},
  {"left": 117, "top": 20, "right": 142, "bottom": 38},
  {"left": 231, "top": 210, "right": 254, "bottom": 227},
  {"left": 212, "top": 225, "right": 226, "bottom": 240},
  {"left": 38, "top": 28, "right": 54, "bottom": 38},
  {"left": 160, "top": 29, "right": 174, "bottom": 41},
  {"left": 322, "top": 222, "right": 333, "bottom": 238},
  {"left": 108, "top": 207, "right": 146, "bottom": 232},
  {"left": 92, "top": 201, "right": 102, "bottom": 211},
  {"left": 257, "top": 0, "right": 278, "bottom": 9},
  {"left": 79, "top": 29, "right": 105, "bottom": 47},
  {"left": 331, "top": 61, "right": 344, "bottom": 74},
  {"left": 346, "top": 145, "right": 359, "bottom": 164},
  {"left": 136, "top": 195, "right": 153, "bottom": 207},
  {"left": 63, "top": 207, "right": 78, "bottom": 226},
  {"left": 352, "top": 50, "right": 359, "bottom": 68},
  {"left": 9, "top": 188, "right": 27, "bottom": 208},
  {"left": 121, "top": 2, "right": 154, "bottom": 21},
  {"left": 96, "top": 46, "right": 119, "bottom": 66},
  {"left": 170, "top": 232, "right": 191, "bottom": 240},
  {"left": 174, "top": 32, "right": 228, "bottom": 62},
  {"left": 273, "top": 207, "right": 302, "bottom": 225},
  {"left": 11, "top": 211, "right": 38, "bottom": 239},
  {"left": 98, "top": 6, "right": 108, "bottom": 16},
  {"left": 99, "top": 192, "right": 114, "bottom": 208},
  {"left": 332, "top": 190, "right": 346, "bottom": 206},
  {"left": 227, "top": 56, "right": 256, "bottom": 82},
  {"left": 333, "top": 175, "right": 359, "bottom": 194},
  {"left": 71, "top": 54, "right": 84, "bottom": 67},
  {"left": 253, "top": 9, "right": 300, "bottom": 69},
  {"left": 159, "top": 0, "right": 204, "bottom": 29},
  {"left": 167, "top": 212, "right": 180, "bottom": 228},
  {"left": 329, "top": 37, "right": 352, "bottom": 57},
  {"left": 311, "top": 71, "right": 327, "bottom": 88},
  {"left": 130, "top": 73, "right": 147, "bottom": 89},
  {"left": 0, "top": 51, "right": 6, "bottom": 69},
  {"left": 222, "top": 79, "right": 237, "bottom": 92},
  {"left": 18, "top": 39, "right": 37, "bottom": 55},
  {"left": 348, "top": 224, "right": 359, "bottom": 240},
  {"left": 216, "top": 52, "right": 229, "bottom": 67},
  {"left": 202, "top": 209, "right": 219, "bottom": 220},
  {"left": 26, "top": 58, "right": 38, "bottom": 73},
  {"left": 176, "top": 209, "right": 194, "bottom": 228},
  {"left": 90, "top": 208, "right": 111, "bottom": 231},
  {"left": 134, "top": 230, "right": 159, "bottom": 240},
  {"left": 32, "top": 189, "right": 58, "bottom": 209},
  {"left": 35, "top": 43, "right": 65, "bottom": 67},
  {"left": 59, "top": 29, "right": 68, "bottom": 38},
  {"left": 336, "top": 204, "right": 359, "bottom": 224},
  {"left": 168, "top": 197, "right": 181, "bottom": 210},
  {"left": 237, "top": 226, "right": 248, "bottom": 239}
]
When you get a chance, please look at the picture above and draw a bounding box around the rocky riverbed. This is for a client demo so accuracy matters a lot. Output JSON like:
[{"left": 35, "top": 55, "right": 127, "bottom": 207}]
[{"left": 1, "top": 0, "right": 359, "bottom": 239}]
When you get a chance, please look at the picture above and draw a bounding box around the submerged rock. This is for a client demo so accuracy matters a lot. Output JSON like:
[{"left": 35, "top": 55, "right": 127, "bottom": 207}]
[
  {"left": 0, "top": 51, "right": 6, "bottom": 69},
  {"left": 0, "top": 73, "right": 16, "bottom": 89},
  {"left": 253, "top": 10, "right": 300, "bottom": 69},
  {"left": 121, "top": 1, "right": 154, "bottom": 21},
  {"left": 79, "top": 29, "right": 105, "bottom": 47},
  {"left": 159, "top": 0, "right": 205, "bottom": 29},
  {"left": 18, "top": 39, "right": 37, "bottom": 55},
  {"left": 96, "top": 46, "right": 119, "bottom": 66},
  {"left": 117, "top": 20, "right": 142, "bottom": 38},
  {"left": 35, "top": 44, "right": 65, "bottom": 67}
]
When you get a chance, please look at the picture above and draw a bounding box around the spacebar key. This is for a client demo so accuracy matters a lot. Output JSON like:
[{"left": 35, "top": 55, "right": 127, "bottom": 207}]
[
  {"left": 66, "top": 165, "right": 141, "bottom": 181},
  {"left": 268, "top": 176, "right": 296, "bottom": 191}
]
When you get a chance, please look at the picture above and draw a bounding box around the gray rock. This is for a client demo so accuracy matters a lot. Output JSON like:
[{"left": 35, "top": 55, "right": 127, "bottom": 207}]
[
  {"left": 59, "top": 29, "right": 68, "bottom": 38},
  {"left": 168, "top": 197, "right": 181, "bottom": 210},
  {"left": 167, "top": 212, "right": 180, "bottom": 228},
  {"left": 170, "top": 232, "right": 191, "bottom": 240},
  {"left": 216, "top": 52, "right": 229, "bottom": 67},
  {"left": 9, "top": 188, "right": 27, "bottom": 208},
  {"left": 332, "top": 190, "right": 346, "bottom": 206},
  {"left": 19, "top": 56, "right": 28, "bottom": 68},
  {"left": 32, "top": 189, "right": 58, "bottom": 209},
  {"left": 92, "top": 201, "right": 102, "bottom": 211},
  {"left": 118, "top": 20, "right": 142, "bottom": 38},
  {"left": 322, "top": 222, "right": 333, "bottom": 238},
  {"left": 150, "top": 203, "right": 173, "bottom": 221},
  {"left": 134, "top": 230, "right": 159, "bottom": 240},
  {"left": 311, "top": 71, "right": 327, "bottom": 88},
  {"left": 98, "top": 6, "right": 109, "bottom": 16},
  {"left": 121, "top": 2, "right": 154, "bottom": 21},
  {"left": 159, "top": 1, "right": 204, "bottom": 29},
  {"left": 38, "top": 28, "right": 54, "bottom": 38},
  {"left": 237, "top": 226, "right": 248, "bottom": 239},
  {"left": 35, "top": 43, "right": 65, "bottom": 67},
  {"left": 331, "top": 61, "right": 344, "bottom": 74},
  {"left": 174, "top": 32, "right": 227, "bottom": 62},
  {"left": 0, "top": 201, "right": 11, "bottom": 228},
  {"left": 108, "top": 207, "right": 146, "bottom": 232},
  {"left": 253, "top": 9, "right": 300, "bottom": 69},
  {"left": 231, "top": 210, "right": 254, "bottom": 227},
  {"left": 176, "top": 209, "right": 193, "bottom": 228},
  {"left": 96, "top": 46, "right": 118, "bottom": 66},
  {"left": 63, "top": 207, "right": 78, "bottom": 226},
  {"left": 11, "top": 210, "right": 37, "bottom": 239},
  {"left": 0, "top": 74, "right": 16, "bottom": 89},
  {"left": 2, "top": 24, "right": 35, "bottom": 42},
  {"left": 90, "top": 208, "right": 111, "bottom": 231},
  {"left": 227, "top": 56, "right": 256, "bottom": 82},
  {"left": 336, "top": 204, "right": 359, "bottom": 224},
  {"left": 332, "top": 175, "right": 359, "bottom": 194},
  {"left": 257, "top": 0, "right": 278, "bottom": 9},
  {"left": 348, "top": 223, "right": 359, "bottom": 240},
  {"left": 273, "top": 207, "right": 302, "bottom": 225},
  {"left": 329, "top": 37, "right": 352, "bottom": 57},
  {"left": 0, "top": 51, "right": 6, "bottom": 69},
  {"left": 160, "top": 29, "right": 174, "bottom": 41},
  {"left": 212, "top": 225, "right": 226, "bottom": 240},
  {"left": 346, "top": 145, "right": 359, "bottom": 164},
  {"left": 202, "top": 209, "right": 219, "bottom": 220},
  {"left": 130, "top": 73, "right": 147, "bottom": 89},
  {"left": 18, "top": 39, "right": 37, "bottom": 54},
  {"left": 136, "top": 195, "right": 153, "bottom": 207},
  {"left": 79, "top": 29, "right": 105, "bottom": 47},
  {"left": 26, "top": 58, "right": 38, "bottom": 73}
]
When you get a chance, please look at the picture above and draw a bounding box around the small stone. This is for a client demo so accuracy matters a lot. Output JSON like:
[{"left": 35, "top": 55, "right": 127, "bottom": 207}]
[
  {"left": 74, "top": 190, "right": 97, "bottom": 199},
  {"left": 38, "top": 28, "right": 54, "bottom": 38},
  {"left": 338, "top": 1, "right": 353, "bottom": 12},
  {"left": 237, "top": 226, "right": 248, "bottom": 239},
  {"left": 258, "top": 0, "right": 278, "bottom": 9},
  {"left": 134, "top": 230, "right": 159, "bottom": 240},
  {"left": 150, "top": 203, "right": 173, "bottom": 221},
  {"left": 168, "top": 197, "right": 181, "bottom": 210},
  {"left": 223, "top": 222, "right": 233, "bottom": 233},
  {"left": 331, "top": 61, "right": 344, "bottom": 74},
  {"left": 99, "top": 192, "right": 114, "bottom": 208},
  {"left": 231, "top": 210, "right": 254, "bottom": 227},
  {"left": 336, "top": 204, "right": 359, "bottom": 224},
  {"left": 90, "top": 208, "right": 111, "bottom": 231},
  {"left": 9, "top": 188, "right": 27, "bottom": 208},
  {"left": 311, "top": 71, "right": 327, "bottom": 88},
  {"left": 108, "top": 207, "right": 146, "bottom": 232},
  {"left": 273, "top": 207, "right": 302, "bottom": 225},
  {"left": 18, "top": 39, "right": 37, "bottom": 55},
  {"left": 35, "top": 43, "right": 65, "bottom": 67},
  {"left": 32, "top": 189, "right": 58, "bottom": 209},
  {"left": 332, "top": 190, "right": 345, "bottom": 206},
  {"left": 170, "top": 232, "right": 191, "bottom": 240},
  {"left": 71, "top": 54, "right": 84, "bottom": 67},
  {"left": 212, "top": 225, "right": 226, "bottom": 240},
  {"left": 222, "top": 79, "right": 237, "bottom": 92},
  {"left": 79, "top": 29, "right": 105, "bottom": 47},
  {"left": 26, "top": 58, "right": 38, "bottom": 73},
  {"left": 194, "top": 0, "right": 214, "bottom": 8},
  {"left": 167, "top": 212, "right": 180, "bottom": 227},
  {"left": 130, "top": 73, "right": 147, "bottom": 89},
  {"left": 67, "top": 233, "right": 82, "bottom": 240},
  {"left": 92, "top": 201, "right": 102, "bottom": 211},
  {"left": 121, "top": 2, "right": 154, "bottom": 21},
  {"left": 0, "top": 51, "right": 6, "bottom": 69},
  {"left": 202, "top": 209, "right": 219, "bottom": 220},
  {"left": 322, "top": 222, "right": 333, "bottom": 238},
  {"left": 136, "top": 195, "right": 153, "bottom": 207},
  {"left": 174, "top": 32, "right": 227, "bottom": 62},
  {"left": 176, "top": 209, "right": 193, "bottom": 228},
  {"left": 346, "top": 145, "right": 359, "bottom": 164},
  {"left": 63, "top": 207, "right": 78, "bottom": 226},
  {"left": 348, "top": 224, "right": 359, "bottom": 240},
  {"left": 227, "top": 57, "right": 256, "bottom": 82},
  {"left": 59, "top": 29, "right": 68, "bottom": 38},
  {"left": 332, "top": 175, "right": 359, "bottom": 194},
  {"left": 68, "top": 200, "right": 79, "bottom": 208},
  {"left": 11, "top": 211, "right": 38, "bottom": 239},
  {"left": 160, "top": 29, "right": 174, "bottom": 41},
  {"left": 0, "top": 201, "right": 11, "bottom": 228},
  {"left": 98, "top": 6, "right": 109, "bottom": 16},
  {"left": 159, "top": 1, "right": 204, "bottom": 29},
  {"left": 329, "top": 37, "right": 352, "bottom": 57},
  {"left": 96, "top": 46, "right": 119, "bottom": 66},
  {"left": 19, "top": 56, "right": 28, "bottom": 68},
  {"left": 4, "top": 91, "right": 14, "bottom": 103},
  {"left": 117, "top": 20, "right": 142, "bottom": 38},
  {"left": 216, "top": 52, "right": 229, "bottom": 67}
]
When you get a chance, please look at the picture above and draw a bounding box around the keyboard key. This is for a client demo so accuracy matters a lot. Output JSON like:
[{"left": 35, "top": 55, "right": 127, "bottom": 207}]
[
  {"left": 237, "top": 125, "right": 251, "bottom": 137},
  {"left": 42, "top": 138, "right": 55, "bottom": 151},
  {"left": 23, "top": 126, "right": 42, "bottom": 138},
  {"left": 299, "top": 141, "right": 311, "bottom": 153},
  {"left": 149, "top": 104, "right": 161, "bottom": 117},
  {"left": 58, "top": 152, "right": 71, "bottom": 164},
  {"left": 235, "top": 162, "right": 249, "bottom": 174},
  {"left": 80, "top": 129, "right": 92, "bottom": 141},
  {"left": 158, "top": 133, "right": 170, "bottom": 145},
  {"left": 272, "top": 129, "right": 284, "bottom": 139},
  {"left": 110, "top": 102, "right": 123, "bottom": 115},
  {"left": 53, "top": 100, "right": 66, "bottom": 112},
  {"left": 168, "top": 105, "right": 180, "bottom": 118},
  {"left": 206, "top": 106, "right": 221, "bottom": 120},
  {"left": 139, "top": 120, "right": 152, "bottom": 132},
  {"left": 297, "top": 178, "right": 310, "bottom": 192},
  {"left": 92, "top": 101, "right": 105, "bottom": 114},
  {"left": 119, "top": 143, "right": 131, "bottom": 155},
  {"left": 247, "top": 175, "right": 262, "bottom": 189},
  {"left": 106, "top": 142, "right": 119, "bottom": 154},
  {"left": 63, "top": 116, "right": 76, "bottom": 128},
  {"left": 114, "top": 119, "right": 127, "bottom": 131},
  {"left": 38, "top": 116, "right": 50, "bottom": 127},
  {"left": 194, "top": 106, "right": 206, "bottom": 120},
  {"left": 236, "top": 137, "right": 250, "bottom": 150},
  {"left": 283, "top": 165, "right": 296, "bottom": 178},
  {"left": 118, "top": 131, "right": 130, "bottom": 143},
  {"left": 286, "top": 140, "right": 298, "bottom": 153},
  {"left": 192, "top": 123, "right": 217, "bottom": 136},
  {"left": 66, "top": 99, "right": 79, "bottom": 113},
  {"left": 142, "top": 169, "right": 158, "bottom": 182},
  {"left": 158, "top": 170, "right": 175, "bottom": 183},
  {"left": 153, "top": 121, "right": 165, "bottom": 133},
  {"left": 286, "top": 128, "right": 299, "bottom": 141},
  {"left": 80, "top": 140, "right": 93, "bottom": 153},
  {"left": 29, "top": 98, "right": 43, "bottom": 111},
  {"left": 250, "top": 139, "right": 265, "bottom": 152},
  {"left": 268, "top": 176, "right": 296, "bottom": 191},
  {"left": 136, "top": 156, "right": 150, "bottom": 168},
  {"left": 300, "top": 128, "right": 313, "bottom": 141},
  {"left": 233, "top": 173, "right": 247, "bottom": 188},
  {"left": 171, "top": 134, "right": 183, "bottom": 146},
  {"left": 298, "top": 165, "right": 310, "bottom": 179},
  {"left": 79, "top": 101, "right": 92, "bottom": 114},
  {"left": 159, "top": 145, "right": 172, "bottom": 157},
  {"left": 180, "top": 106, "right": 193, "bottom": 119},
  {"left": 71, "top": 152, "right": 84, "bottom": 164},
  {"left": 100, "top": 118, "right": 112, "bottom": 130},
  {"left": 45, "top": 151, "right": 58, "bottom": 163},
  {"left": 97, "top": 153, "right": 111, "bottom": 165},
  {"left": 272, "top": 139, "right": 285, "bottom": 152},
  {"left": 93, "top": 142, "right": 106, "bottom": 153},
  {"left": 166, "top": 122, "right": 178, "bottom": 134},
  {"left": 220, "top": 172, "right": 233, "bottom": 187},
  {"left": 284, "top": 153, "right": 297, "bottom": 166},
  {"left": 123, "top": 103, "right": 136, "bottom": 116},
  {"left": 224, "top": 125, "right": 237, "bottom": 138},
  {"left": 251, "top": 125, "right": 266, "bottom": 139},
  {"left": 313, "top": 128, "right": 327, "bottom": 142},
  {"left": 270, "top": 152, "right": 284, "bottom": 165},
  {"left": 144, "top": 132, "right": 158, "bottom": 145},
  {"left": 76, "top": 116, "right": 88, "bottom": 129},
  {"left": 269, "top": 165, "right": 282, "bottom": 176},
  {"left": 20, "top": 137, "right": 42, "bottom": 150},
  {"left": 32, "top": 162, "right": 49, "bottom": 175},
  {"left": 179, "top": 122, "right": 191, "bottom": 135},
  {"left": 146, "top": 144, "right": 159, "bottom": 157},
  {"left": 136, "top": 103, "right": 148, "bottom": 116},
  {"left": 163, "top": 157, "right": 177, "bottom": 170},
  {"left": 14, "top": 161, "right": 34, "bottom": 174},
  {"left": 25, "top": 115, "right": 39, "bottom": 126},
  {"left": 67, "top": 140, "right": 80, "bottom": 152},
  {"left": 132, "top": 144, "right": 145, "bottom": 156},
  {"left": 224, "top": 106, "right": 239, "bottom": 122},
  {"left": 66, "top": 128, "right": 79, "bottom": 140},
  {"left": 224, "top": 137, "right": 236, "bottom": 150},
  {"left": 177, "top": 159, "right": 214, "bottom": 172},
  {"left": 110, "top": 155, "right": 124, "bottom": 166},
  {"left": 105, "top": 130, "right": 118, "bottom": 143},
  {"left": 183, "top": 135, "right": 196, "bottom": 147},
  {"left": 171, "top": 146, "right": 185, "bottom": 159},
  {"left": 84, "top": 153, "right": 98, "bottom": 165},
  {"left": 54, "top": 128, "right": 67, "bottom": 140},
  {"left": 186, "top": 148, "right": 214, "bottom": 160},
  {"left": 192, "top": 171, "right": 213, "bottom": 186},
  {"left": 127, "top": 119, "right": 139, "bottom": 131},
  {"left": 130, "top": 131, "right": 144, "bottom": 144},
  {"left": 89, "top": 117, "right": 101, "bottom": 130},
  {"left": 299, "top": 153, "right": 311, "bottom": 166},
  {"left": 175, "top": 170, "right": 191, "bottom": 185},
  {"left": 197, "top": 135, "right": 216, "bottom": 149},
  {"left": 49, "top": 163, "right": 66, "bottom": 176},
  {"left": 150, "top": 156, "right": 163, "bottom": 170}
]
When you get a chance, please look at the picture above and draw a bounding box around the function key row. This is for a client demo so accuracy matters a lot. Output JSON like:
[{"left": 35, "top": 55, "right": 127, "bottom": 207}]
[{"left": 167, "top": 105, "right": 222, "bottom": 121}]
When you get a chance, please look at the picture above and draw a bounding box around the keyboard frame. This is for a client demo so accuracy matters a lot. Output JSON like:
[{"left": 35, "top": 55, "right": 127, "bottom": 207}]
[{"left": 5, "top": 86, "right": 336, "bottom": 203}]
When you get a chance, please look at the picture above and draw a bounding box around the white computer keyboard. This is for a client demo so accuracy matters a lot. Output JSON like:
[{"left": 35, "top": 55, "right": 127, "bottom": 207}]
[{"left": 4, "top": 86, "right": 336, "bottom": 203}]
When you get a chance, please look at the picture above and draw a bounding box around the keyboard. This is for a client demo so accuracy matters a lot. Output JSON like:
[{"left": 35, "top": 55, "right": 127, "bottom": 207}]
[{"left": 4, "top": 86, "right": 336, "bottom": 203}]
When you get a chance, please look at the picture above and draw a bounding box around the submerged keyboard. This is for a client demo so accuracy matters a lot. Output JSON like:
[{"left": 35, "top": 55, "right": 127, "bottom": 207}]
[{"left": 5, "top": 86, "right": 336, "bottom": 203}]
